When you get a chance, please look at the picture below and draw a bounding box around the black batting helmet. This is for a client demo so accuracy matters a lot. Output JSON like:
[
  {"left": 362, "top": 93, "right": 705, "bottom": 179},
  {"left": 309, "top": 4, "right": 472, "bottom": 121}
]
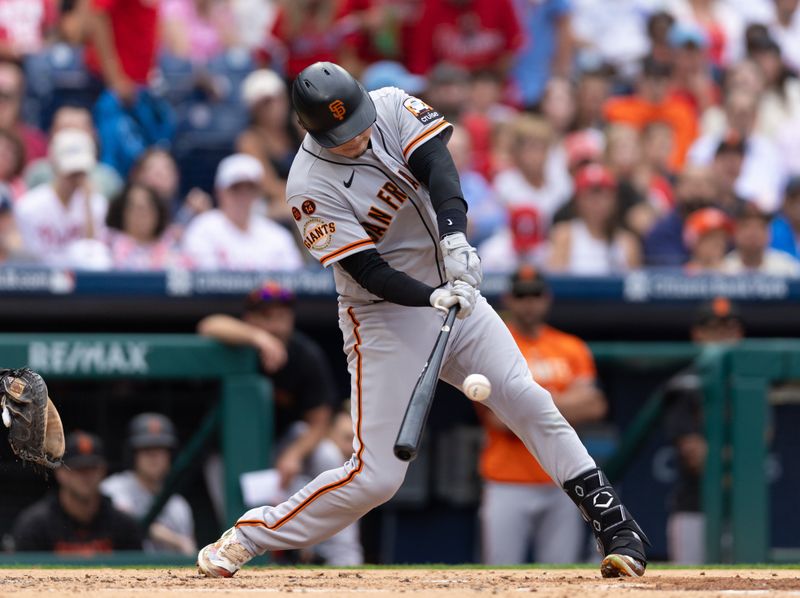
[{"left": 292, "top": 62, "right": 377, "bottom": 148}]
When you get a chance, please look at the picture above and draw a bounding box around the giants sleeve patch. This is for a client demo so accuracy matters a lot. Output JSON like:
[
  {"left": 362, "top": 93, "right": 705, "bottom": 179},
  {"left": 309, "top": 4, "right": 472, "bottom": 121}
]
[
  {"left": 403, "top": 97, "right": 442, "bottom": 125},
  {"left": 303, "top": 217, "right": 336, "bottom": 251}
]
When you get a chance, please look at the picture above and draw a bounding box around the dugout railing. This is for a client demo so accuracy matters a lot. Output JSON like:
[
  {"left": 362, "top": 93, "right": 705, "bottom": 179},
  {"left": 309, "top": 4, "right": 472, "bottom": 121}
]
[
  {"left": 697, "top": 340, "right": 800, "bottom": 564},
  {"left": 592, "top": 340, "right": 800, "bottom": 564}
]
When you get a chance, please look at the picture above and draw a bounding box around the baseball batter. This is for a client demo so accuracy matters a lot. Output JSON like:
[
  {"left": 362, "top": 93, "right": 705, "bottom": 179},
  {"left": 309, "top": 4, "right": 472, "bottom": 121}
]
[{"left": 197, "top": 62, "right": 649, "bottom": 577}]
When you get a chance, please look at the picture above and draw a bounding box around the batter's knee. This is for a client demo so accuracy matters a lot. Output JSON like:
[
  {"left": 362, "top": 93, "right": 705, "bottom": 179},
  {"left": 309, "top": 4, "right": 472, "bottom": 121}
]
[{"left": 359, "top": 465, "right": 406, "bottom": 508}]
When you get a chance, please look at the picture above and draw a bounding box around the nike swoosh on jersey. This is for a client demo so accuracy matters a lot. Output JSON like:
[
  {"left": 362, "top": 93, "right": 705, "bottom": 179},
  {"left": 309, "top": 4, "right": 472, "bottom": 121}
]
[
  {"left": 446, "top": 218, "right": 453, "bottom": 226},
  {"left": 343, "top": 170, "right": 355, "bottom": 188}
]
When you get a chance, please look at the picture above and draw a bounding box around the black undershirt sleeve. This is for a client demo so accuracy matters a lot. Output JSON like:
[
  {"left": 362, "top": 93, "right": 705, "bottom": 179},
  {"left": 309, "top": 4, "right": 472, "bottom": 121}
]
[
  {"left": 339, "top": 249, "right": 434, "bottom": 306},
  {"left": 337, "top": 135, "right": 466, "bottom": 305},
  {"left": 406, "top": 135, "right": 468, "bottom": 238}
]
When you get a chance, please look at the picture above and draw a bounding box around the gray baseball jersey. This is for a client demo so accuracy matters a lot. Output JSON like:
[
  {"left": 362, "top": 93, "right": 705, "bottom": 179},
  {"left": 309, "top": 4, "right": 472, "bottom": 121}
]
[
  {"left": 286, "top": 87, "right": 452, "bottom": 303},
  {"left": 232, "top": 88, "right": 597, "bottom": 559},
  {"left": 101, "top": 471, "right": 194, "bottom": 553}
]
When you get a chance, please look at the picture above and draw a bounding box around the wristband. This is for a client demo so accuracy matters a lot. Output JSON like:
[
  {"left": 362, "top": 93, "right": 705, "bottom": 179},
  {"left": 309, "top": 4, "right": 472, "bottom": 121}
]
[{"left": 437, "top": 207, "right": 467, "bottom": 238}]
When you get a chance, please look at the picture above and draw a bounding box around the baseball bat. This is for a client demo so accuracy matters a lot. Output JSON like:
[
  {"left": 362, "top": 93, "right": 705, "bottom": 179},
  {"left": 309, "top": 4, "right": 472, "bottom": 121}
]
[{"left": 393, "top": 305, "right": 459, "bottom": 462}]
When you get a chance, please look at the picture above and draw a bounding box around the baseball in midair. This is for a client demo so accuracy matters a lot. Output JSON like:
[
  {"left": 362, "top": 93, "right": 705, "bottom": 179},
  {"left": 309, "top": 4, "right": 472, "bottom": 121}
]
[{"left": 462, "top": 374, "right": 491, "bottom": 402}]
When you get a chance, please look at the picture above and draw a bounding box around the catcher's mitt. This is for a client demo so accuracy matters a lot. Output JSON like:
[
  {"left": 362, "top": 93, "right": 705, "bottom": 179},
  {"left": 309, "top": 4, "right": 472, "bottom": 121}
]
[{"left": 0, "top": 368, "right": 64, "bottom": 468}]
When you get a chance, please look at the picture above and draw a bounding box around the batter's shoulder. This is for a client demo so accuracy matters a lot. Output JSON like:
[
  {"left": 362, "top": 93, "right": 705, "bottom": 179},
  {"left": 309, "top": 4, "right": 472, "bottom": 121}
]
[
  {"left": 285, "top": 144, "right": 335, "bottom": 201},
  {"left": 369, "top": 86, "right": 407, "bottom": 106}
]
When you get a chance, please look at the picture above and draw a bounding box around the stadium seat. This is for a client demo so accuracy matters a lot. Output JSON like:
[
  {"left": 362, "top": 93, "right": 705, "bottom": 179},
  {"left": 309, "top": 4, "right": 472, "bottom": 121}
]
[
  {"left": 23, "top": 43, "right": 95, "bottom": 130},
  {"left": 172, "top": 100, "right": 248, "bottom": 194},
  {"left": 154, "top": 53, "right": 197, "bottom": 106},
  {"left": 206, "top": 48, "right": 256, "bottom": 105}
]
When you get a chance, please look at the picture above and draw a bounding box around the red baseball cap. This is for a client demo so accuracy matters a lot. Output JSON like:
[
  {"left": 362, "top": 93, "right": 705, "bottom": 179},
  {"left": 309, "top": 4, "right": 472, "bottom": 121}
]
[
  {"left": 575, "top": 164, "right": 616, "bottom": 193},
  {"left": 683, "top": 207, "right": 733, "bottom": 248}
]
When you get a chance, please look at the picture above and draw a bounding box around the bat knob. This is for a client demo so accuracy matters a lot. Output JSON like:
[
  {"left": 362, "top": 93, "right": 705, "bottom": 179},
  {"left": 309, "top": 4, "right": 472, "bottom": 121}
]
[{"left": 394, "top": 445, "right": 415, "bottom": 462}]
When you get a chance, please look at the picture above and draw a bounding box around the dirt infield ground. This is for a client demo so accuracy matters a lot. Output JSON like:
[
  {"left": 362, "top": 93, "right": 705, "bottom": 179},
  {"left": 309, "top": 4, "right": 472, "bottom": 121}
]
[{"left": 0, "top": 567, "right": 799, "bottom": 598}]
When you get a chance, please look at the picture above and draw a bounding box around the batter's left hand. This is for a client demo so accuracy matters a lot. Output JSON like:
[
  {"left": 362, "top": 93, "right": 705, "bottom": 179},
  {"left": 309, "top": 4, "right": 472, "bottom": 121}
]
[{"left": 440, "top": 232, "right": 482, "bottom": 288}]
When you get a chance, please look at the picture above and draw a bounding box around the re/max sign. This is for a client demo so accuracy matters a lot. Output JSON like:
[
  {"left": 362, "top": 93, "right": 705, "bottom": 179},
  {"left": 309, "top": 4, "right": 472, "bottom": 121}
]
[{"left": 28, "top": 342, "right": 149, "bottom": 374}]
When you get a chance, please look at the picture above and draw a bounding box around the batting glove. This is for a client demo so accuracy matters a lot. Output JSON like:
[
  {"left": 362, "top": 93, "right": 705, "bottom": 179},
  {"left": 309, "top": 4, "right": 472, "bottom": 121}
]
[
  {"left": 429, "top": 281, "right": 478, "bottom": 319},
  {"left": 440, "top": 232, "right": 482, "bottom": 288}
]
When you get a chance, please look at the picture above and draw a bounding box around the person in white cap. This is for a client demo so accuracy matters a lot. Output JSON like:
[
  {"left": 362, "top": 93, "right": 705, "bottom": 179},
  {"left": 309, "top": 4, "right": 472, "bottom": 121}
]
[
  {"left": 15, "top": 128, "right": 109, "bottom": 267},
  {"left": 182, "top": 153, "right": 303, "bottom": 271},
  {"left": 237, "top": 69, "right": 299, "bottom": 223}
]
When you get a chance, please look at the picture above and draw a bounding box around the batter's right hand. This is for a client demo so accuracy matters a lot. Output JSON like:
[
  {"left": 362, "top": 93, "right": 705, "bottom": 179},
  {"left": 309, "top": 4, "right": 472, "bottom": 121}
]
[{"left": 429, "top": 281, "right": 478, "bottom": 319}]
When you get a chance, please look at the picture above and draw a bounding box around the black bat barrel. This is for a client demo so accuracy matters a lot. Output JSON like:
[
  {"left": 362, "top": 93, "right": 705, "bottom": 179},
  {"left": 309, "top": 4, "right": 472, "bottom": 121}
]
[{"left": 393, "top": 305, "right": 459, "bottom": 461}]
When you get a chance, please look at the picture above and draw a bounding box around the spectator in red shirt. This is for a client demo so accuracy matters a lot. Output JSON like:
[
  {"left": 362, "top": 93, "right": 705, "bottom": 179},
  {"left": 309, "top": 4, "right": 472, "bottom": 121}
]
[
  {"left": 264, "top": 0, "right": 351, "bottom": 80},
  {"left": 86, "top": 0, "right": 159, "bottom": 102},
  {"left": 0, "top": 60, "right": 46, "bottom": 164},
  {"left": 405, "top": 0, "right": 523, "bottom": 76}
]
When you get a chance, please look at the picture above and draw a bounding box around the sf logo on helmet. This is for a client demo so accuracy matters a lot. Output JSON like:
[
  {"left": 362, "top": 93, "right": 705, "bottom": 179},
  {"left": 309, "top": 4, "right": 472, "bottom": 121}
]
[{"left": 329, "top": 100, "right": 346, "bottom": 121}]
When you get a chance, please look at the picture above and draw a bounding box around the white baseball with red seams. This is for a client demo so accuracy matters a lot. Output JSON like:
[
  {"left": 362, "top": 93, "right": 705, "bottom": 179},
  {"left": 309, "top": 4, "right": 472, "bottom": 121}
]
[{"left": 462, "top": 374, "right": 491, "bottom": 402}]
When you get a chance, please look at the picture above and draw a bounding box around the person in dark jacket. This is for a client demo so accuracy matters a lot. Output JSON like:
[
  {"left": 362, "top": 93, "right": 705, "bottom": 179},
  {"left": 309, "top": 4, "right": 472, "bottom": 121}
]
[
  {"left": 663, "top": 298, "right": 744, "bottom": 564},
  {"left": 12, "top": 431, "right": 142, "bottom": 554}
]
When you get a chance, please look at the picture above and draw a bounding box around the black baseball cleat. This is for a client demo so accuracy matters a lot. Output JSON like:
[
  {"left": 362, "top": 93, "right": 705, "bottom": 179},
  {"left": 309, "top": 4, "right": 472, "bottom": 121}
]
[
  {"left": 563, "top": 468, "right": 650, "bottom": 578},
  {"left": 601, "top": 553, "right": 646, "bottom": 578},
  {"left": 599, "top": 528, "right": 648, "bottom": 577}
]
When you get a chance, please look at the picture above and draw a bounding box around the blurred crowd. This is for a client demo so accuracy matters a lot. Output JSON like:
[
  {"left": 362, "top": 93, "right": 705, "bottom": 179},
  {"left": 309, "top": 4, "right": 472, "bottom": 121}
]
[{"left": 0, "top": 0, "right": 797, "bottom": 276}]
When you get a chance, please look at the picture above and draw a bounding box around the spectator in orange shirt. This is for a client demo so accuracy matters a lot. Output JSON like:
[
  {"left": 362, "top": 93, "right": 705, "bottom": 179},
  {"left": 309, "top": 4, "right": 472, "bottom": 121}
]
[
  {"left": 604, "top": 58, "right": 698, "bottom": 171},
  {"left": 478, "top": 265, "right": 607, "bottom": 565}
]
